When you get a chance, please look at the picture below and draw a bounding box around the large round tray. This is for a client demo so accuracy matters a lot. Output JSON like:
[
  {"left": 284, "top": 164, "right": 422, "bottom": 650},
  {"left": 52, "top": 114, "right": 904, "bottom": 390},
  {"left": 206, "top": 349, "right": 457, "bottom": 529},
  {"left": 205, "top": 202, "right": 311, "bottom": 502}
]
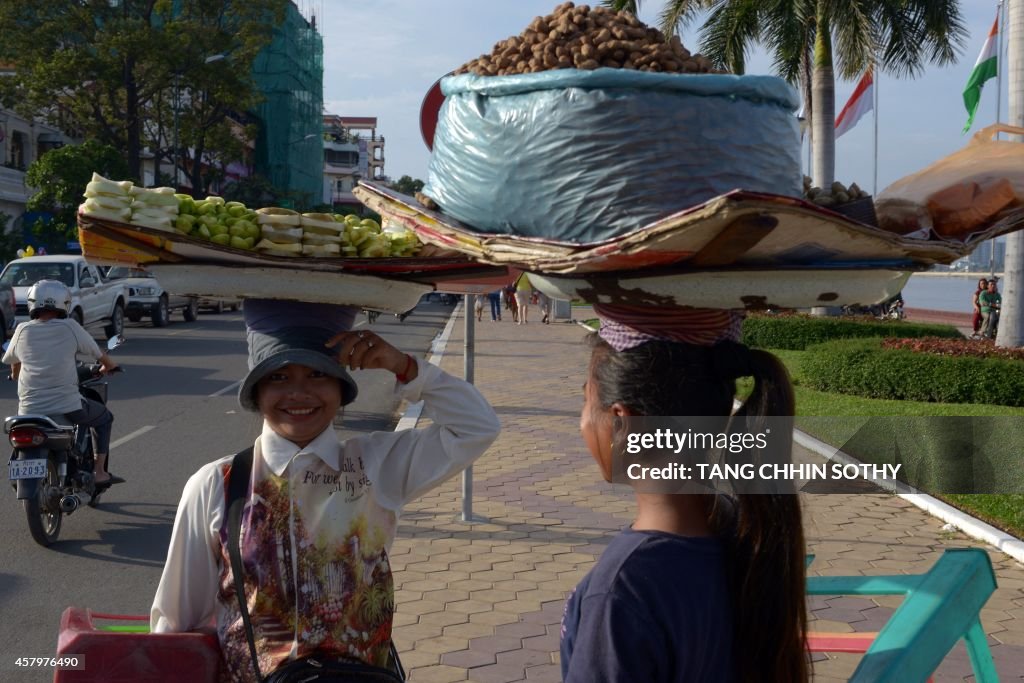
[
  {"left": 77, "top": 213, "right": 510, "bottom": 313},
  {"left": 355, "top": 181, "right": 1024, "bottom": 309}
]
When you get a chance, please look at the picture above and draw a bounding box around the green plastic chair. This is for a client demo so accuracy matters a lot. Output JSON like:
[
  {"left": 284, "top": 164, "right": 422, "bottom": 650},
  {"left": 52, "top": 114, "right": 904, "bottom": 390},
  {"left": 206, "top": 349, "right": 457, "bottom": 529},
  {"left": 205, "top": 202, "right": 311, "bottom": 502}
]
[{"left": 806, "top": 548, "right": 999, "bottom": 682}]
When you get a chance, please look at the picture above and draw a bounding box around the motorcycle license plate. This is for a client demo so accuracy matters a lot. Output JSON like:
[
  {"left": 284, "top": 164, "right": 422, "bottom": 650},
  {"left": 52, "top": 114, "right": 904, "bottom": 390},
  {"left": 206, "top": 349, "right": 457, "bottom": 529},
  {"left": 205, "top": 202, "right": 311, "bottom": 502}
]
[{"left": 9, "top": 459, "right": 47, "bottom": 480}]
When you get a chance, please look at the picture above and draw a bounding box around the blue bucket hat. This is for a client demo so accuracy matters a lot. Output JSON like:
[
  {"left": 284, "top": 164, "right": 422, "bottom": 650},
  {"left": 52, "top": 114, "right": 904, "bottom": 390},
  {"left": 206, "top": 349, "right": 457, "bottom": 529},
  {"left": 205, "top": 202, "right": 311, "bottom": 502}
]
[{"left": 238, "top": 300, "right": 360, "bottom": 412}]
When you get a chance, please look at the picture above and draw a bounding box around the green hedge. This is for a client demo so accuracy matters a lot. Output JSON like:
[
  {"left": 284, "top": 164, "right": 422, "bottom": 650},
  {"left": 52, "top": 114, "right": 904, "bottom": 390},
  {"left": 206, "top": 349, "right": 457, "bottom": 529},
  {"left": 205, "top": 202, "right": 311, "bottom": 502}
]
[
  {"left": 741, "top": 314, "right": 962, "bottom": 351},
  {"left": 802, "top": 338, "right": 1024, "bottom": 407}
]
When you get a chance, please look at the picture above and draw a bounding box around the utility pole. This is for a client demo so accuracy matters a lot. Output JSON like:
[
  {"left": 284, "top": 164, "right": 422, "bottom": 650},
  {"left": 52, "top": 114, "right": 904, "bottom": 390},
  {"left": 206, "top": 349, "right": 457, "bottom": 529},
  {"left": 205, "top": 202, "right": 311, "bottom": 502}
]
[{"left": 998, "top": 0, "right": 1024, "bottom": 347}]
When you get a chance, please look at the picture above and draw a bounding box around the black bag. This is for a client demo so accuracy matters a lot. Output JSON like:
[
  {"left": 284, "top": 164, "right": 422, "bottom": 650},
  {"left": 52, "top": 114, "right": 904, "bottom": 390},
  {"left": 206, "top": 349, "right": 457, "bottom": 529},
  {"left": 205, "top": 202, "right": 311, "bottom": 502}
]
[
  {"left": 227, "top": 448, "right": 405, "bottom": 683},
  {"left": 264, "top": 656, "right": 404, "bottom": 683}
]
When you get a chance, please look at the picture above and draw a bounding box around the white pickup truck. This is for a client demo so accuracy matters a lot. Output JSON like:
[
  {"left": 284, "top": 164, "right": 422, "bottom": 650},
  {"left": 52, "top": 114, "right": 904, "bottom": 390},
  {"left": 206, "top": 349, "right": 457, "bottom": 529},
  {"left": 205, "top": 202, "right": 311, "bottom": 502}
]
[{"left": 0, "top": 255, "right": 128, "bottom": 339}]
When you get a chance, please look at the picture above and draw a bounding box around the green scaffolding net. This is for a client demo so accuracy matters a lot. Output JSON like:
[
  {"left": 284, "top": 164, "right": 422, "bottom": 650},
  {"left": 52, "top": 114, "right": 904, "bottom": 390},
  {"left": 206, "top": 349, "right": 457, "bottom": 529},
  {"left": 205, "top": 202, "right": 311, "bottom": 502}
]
[{"left": 252, "top": 3, "right": 324, "bottom": 207}]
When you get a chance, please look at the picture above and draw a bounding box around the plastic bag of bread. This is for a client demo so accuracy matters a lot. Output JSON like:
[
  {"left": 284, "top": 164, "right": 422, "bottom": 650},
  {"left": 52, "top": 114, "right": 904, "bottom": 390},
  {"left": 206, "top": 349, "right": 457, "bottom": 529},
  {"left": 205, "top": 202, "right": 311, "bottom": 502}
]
[{"left": 876, "top": 124, "right": 1024, "bottom": 239}]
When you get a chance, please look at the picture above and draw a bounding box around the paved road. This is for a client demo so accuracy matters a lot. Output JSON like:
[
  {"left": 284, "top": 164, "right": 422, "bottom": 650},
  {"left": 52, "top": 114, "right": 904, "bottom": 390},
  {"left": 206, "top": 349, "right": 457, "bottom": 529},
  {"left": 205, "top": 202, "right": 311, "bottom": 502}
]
[{"left": 0, "top": 302, "right": 451, "bottom": 681}]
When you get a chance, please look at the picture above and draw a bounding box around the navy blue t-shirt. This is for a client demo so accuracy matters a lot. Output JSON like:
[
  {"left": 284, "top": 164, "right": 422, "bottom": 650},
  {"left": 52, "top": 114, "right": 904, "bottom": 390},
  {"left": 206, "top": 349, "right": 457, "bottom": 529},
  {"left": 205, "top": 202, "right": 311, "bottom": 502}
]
[{"left": 560, "top": 529, "right": 735, "bottom": 683}]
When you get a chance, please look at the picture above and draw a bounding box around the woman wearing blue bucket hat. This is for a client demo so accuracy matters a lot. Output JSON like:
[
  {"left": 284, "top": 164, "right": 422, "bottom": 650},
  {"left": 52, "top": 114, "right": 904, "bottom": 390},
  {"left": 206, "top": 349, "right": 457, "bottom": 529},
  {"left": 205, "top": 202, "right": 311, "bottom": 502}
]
[{"left": 151, "top": 300, "right": 500, "bottom": 681}]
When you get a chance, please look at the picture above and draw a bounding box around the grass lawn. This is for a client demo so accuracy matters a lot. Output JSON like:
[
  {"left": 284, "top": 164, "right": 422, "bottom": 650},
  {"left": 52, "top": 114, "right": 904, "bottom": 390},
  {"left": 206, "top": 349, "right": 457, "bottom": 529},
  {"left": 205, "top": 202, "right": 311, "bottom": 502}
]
[{"left": 741, "top": 349, "right": 1024, "bottom": 539}]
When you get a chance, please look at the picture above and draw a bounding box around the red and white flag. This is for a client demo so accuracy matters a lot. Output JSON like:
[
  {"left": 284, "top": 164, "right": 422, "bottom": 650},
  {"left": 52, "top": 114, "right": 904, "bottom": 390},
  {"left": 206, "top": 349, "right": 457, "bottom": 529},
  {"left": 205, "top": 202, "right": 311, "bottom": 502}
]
[{"left": 835, "top": 68, "right": 874, "bottom": 138}]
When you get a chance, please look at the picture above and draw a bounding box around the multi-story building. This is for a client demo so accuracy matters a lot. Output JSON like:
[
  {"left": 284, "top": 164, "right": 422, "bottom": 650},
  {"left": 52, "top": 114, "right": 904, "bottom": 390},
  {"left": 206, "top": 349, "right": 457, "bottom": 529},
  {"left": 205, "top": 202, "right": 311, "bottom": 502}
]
[
  {"left": 144, "top": 2, "right": 323, "bottom": 205},
  {"left": 251, "top": 2, "right": 323, "bottom": 207},
  {"left": 0, "top": 106, "right": 73, "bottom": 235},
  {"left": 322, "top": 115, "right": 385, "bottom": 211}
]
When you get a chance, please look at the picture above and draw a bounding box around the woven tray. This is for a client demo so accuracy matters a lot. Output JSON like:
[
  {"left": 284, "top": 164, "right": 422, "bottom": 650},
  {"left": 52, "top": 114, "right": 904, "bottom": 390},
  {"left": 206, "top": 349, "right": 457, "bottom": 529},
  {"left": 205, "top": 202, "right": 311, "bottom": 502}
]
[{"left": 77, "top": 214, "right": 510, "bottom": 312}]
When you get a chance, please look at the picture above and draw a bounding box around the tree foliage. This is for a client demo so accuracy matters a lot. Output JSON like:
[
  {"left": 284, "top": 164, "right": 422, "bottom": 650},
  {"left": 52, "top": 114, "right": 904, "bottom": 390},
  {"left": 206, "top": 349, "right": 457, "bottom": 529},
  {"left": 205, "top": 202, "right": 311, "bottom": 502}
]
[
  {"left": 25, "top": 140, "right": 129, "bottom": 240},
  {"left": 0, "top": 212, "right": 22, "bottom": 264},
  {"left": 0, "top": 0, "right": 287, "bottom": 185},
  {"left": 390, "top": 175, "right": 425, "bottom": 196}
]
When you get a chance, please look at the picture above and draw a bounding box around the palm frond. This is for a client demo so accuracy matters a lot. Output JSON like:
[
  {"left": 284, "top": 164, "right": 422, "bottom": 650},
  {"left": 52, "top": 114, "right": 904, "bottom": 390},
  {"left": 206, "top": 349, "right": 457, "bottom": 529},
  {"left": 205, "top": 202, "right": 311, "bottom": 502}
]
[
  {"left": 698, "top": 0, "right": 763, "bottom": 74},
  {"left": 873, "top": 0, "right": 968, "bottom": 78},
  {"left": 657, "top": 0, "right": 710, "bottom": 40},
  {"left": 910, "top": 0, "right": 967, "bottom": 65},
  {"left": 823, "top": 0, "right": 876, "bottom": 80},
  {"left": 874, "top": 1, "right": 922, "bottom": 78},
  {"left": 603, "top": 0, "right": 639, "bottom": 12},
  {"left": 761, "top": 0, "right": 816, "bottom": 84}
]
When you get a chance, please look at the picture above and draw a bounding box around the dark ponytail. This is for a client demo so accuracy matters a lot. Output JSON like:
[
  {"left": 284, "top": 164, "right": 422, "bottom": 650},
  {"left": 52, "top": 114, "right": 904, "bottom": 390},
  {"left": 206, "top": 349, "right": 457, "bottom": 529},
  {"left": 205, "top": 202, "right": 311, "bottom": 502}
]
[
  {"left": 588, "top": 335, "right": 808, "bottom": 682},
  {"left": 715, "top": 349, "right": 808, "bottom": 683}
]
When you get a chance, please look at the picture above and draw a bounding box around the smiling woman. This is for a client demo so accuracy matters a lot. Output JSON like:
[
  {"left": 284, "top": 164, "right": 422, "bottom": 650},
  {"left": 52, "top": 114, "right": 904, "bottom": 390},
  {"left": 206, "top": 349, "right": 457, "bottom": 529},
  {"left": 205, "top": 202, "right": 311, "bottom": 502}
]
[{"left": 150, "top": 299, "right": 500, "bottom": 682}]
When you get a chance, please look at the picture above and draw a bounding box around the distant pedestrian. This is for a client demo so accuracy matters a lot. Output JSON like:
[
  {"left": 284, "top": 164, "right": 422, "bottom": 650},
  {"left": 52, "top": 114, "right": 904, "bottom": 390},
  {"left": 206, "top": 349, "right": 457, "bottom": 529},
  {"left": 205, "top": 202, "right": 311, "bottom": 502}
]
[
  {"left": 979, "top": 279, "right": 1001, "bottom": 339},
  {"left": 488, "top": 290, "right": 502, "bottom": 321},
  {"left": 971, "top": 277, "right": 988, "bottom": 338},
  {"left": 514, "top": 273, "right": 532, "bottom": 324},
  {"left": 474, "top": 295, "right": 484, "bottom": 322},
  {"left": 504, "top": 283, "right": 519, "bottom": 323}
]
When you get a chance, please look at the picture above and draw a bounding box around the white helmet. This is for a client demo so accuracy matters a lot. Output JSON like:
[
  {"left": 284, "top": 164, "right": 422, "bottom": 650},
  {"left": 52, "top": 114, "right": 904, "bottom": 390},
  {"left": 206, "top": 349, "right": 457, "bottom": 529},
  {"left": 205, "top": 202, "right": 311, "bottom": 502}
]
[{"left": 27, "top": 279, "right": 72, "bottom": 319}]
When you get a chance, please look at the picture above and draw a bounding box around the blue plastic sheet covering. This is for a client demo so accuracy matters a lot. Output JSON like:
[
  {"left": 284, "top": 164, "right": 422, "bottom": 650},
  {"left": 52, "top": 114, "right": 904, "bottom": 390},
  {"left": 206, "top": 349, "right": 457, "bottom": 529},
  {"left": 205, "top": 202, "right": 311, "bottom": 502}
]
[{"left": 424, "top": 68, "right": 803, "bottom": 244}]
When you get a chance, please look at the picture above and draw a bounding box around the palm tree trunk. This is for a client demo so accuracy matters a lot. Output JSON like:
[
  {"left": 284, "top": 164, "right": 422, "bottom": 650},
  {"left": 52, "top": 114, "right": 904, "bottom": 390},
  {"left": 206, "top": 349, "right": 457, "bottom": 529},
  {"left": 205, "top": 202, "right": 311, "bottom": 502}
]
[
  {"left": 801, "top": 49, "right": 814, "bottom": 177},
  {"left": 998, "top": 0, "right": 1024, "bottom": 348},
  {"left": 811, "top": 6, "right": 835, "bottom": 190}
]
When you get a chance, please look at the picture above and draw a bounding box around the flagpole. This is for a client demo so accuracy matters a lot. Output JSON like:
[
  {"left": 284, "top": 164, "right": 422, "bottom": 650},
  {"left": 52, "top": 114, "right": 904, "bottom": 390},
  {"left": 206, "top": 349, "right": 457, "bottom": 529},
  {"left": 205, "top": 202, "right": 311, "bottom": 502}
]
[
  {"left": 998, "top": 0, "right": 1006, "bottom": 131},
  {"left": 873, "top": 65, "right": 879, "bottom": 197}
]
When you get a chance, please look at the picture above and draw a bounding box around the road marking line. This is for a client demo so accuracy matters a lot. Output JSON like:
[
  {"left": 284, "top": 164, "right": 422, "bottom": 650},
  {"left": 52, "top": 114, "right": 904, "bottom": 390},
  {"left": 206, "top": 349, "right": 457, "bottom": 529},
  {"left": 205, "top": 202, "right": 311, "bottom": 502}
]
[
  {"left": 210, "top": 379, "right": 243, "bottom": 397},
  {"left": 110, "top": 425, "right": 155, "bottom": 450},
  {"left": 166, "top": 330, "right": 187, "bottom": 336},
  {"left": 354, "top": 320, "right": 366, "bottom": 328}
]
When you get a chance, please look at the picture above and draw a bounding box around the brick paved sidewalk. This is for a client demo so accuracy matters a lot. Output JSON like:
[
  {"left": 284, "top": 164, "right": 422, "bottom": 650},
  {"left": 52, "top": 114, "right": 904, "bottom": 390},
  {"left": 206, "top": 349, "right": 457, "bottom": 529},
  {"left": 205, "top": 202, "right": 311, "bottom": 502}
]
[{"left": 390, "top": 304, "right": 1024, "bottom": 682}]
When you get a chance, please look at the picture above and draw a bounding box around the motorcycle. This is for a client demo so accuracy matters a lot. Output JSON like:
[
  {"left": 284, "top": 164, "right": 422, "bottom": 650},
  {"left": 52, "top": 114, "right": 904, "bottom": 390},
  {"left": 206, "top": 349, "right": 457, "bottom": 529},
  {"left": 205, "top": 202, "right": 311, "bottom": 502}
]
[
  {"left": 883, "top": 297, "right": 905, "bottom": 321},
  {"left": 5, "top": 335, "right": 123, "bottom": 547}
]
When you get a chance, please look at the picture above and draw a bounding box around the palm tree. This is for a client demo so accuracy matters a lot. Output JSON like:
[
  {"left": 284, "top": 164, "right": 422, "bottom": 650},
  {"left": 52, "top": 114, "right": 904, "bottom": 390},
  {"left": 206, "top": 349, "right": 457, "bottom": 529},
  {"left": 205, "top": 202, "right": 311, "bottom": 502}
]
[{"left": 606, "top": 0, "right": 967, "bottom": 189}]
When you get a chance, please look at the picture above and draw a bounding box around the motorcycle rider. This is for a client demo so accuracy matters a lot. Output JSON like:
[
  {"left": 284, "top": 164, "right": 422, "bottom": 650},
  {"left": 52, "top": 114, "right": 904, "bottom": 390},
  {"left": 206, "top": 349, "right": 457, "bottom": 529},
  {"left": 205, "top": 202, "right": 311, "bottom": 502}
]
[{"left": 1, "top": 280, "right": 121, "bottom": 488}]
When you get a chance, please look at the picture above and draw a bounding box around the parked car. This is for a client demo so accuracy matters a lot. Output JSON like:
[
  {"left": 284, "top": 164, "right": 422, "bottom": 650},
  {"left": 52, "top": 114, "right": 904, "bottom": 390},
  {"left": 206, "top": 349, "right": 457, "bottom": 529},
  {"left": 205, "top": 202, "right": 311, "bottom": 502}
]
[
  {"left": 105, "top": 266, "right": 198, "bottom": 327},
  {"left": 198, "top": 297, "right": 241, "bottom": 314},
  {"left": 0, "top": 255, "right": 128, "bottom": 339}
]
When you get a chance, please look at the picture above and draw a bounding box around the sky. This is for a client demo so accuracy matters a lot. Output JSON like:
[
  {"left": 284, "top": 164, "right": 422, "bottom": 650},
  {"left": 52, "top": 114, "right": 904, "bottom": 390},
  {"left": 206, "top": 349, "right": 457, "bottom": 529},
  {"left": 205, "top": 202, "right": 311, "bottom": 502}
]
[{"left": 315, "top": 0, "right": 1009, "bottom": 194}]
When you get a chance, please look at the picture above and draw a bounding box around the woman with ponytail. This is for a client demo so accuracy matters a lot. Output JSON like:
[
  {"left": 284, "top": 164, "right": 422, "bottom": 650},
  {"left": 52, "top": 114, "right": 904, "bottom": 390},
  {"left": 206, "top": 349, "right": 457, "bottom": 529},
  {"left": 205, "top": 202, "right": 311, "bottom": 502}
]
[{"left": 560, "top": 306, "right": 809, "bottom": 683}]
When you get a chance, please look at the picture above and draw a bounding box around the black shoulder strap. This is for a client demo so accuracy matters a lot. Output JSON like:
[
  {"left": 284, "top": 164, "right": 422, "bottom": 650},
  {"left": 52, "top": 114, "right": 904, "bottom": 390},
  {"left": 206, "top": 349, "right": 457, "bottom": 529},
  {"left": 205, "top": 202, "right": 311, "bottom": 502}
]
[
  {"left": 226, "top": 447, "right": 263, "bottom": 683},
  {"left": 227, "top": 446, "right": 253, "bottom": 511}
]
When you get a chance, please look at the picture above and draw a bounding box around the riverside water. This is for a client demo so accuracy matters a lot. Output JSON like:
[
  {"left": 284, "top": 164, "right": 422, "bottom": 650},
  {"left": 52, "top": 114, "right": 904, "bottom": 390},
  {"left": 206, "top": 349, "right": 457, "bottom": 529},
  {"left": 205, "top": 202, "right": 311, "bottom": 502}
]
[{"left": 900, "top": 273, "right": 1002, "bottom": 313}]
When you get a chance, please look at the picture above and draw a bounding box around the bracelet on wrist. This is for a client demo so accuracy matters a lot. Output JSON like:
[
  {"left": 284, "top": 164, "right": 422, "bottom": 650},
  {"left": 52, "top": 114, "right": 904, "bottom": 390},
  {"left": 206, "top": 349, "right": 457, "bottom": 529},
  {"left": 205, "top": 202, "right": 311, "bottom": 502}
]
[{"left": 396, "top": 354, "right": 416, "bottom": 383}]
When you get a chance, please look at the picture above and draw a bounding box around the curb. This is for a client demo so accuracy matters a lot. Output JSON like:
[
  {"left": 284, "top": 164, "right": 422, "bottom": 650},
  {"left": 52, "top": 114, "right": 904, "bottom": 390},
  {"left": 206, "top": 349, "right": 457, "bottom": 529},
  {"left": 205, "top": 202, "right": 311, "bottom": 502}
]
[
  {"left": 393, "top": 302, "right": 462, "bottom": 432},
  {"left": 794, "top": 428, "right": 1024, "bottom": 564}
]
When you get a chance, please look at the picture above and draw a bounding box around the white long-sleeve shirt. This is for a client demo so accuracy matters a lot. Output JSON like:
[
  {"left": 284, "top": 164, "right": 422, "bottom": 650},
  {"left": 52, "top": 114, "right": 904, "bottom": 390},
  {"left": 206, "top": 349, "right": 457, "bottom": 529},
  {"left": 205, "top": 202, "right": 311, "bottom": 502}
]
[{"left": 151, "top": 358, "right": 499, "bottom": 679}]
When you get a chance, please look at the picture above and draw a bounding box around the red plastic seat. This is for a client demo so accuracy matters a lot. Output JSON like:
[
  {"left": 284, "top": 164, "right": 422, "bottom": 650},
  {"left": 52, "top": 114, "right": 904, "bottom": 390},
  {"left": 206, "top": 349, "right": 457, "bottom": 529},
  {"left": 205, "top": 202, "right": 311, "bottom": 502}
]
[{"left": 54, "top": 608, "right": 219, "bottom": 683}]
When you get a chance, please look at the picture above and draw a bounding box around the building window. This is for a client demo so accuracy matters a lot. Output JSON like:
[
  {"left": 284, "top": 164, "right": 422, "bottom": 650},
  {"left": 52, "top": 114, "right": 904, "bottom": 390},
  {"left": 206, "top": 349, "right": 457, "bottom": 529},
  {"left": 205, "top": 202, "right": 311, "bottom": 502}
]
[{"left": 9, "top": 131, "right": 26, "bottom": 170}]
